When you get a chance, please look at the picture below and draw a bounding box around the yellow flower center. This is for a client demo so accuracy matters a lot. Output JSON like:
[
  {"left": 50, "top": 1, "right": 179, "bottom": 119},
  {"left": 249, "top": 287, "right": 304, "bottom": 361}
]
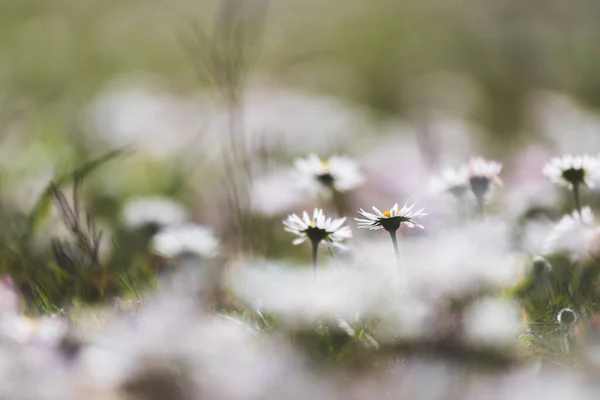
[
  {"left": 309, "top": 221, "right": 315, "bottom": 228},
  {"left": 321, "top": 160, "right": 330, "bottom": 170},
  {"left": 383, "top": 210, "right": 391, "bottom": 217}
]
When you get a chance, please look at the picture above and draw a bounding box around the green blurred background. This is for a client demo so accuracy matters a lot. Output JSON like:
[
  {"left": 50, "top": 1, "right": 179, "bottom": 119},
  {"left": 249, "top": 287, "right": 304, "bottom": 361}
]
[{"left": 3, "top": 0, "right": 600, "bottom": 139}]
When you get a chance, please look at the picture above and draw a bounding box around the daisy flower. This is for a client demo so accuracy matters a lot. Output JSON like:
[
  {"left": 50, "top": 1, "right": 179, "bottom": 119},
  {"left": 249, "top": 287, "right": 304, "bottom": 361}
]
[
  {"left": 468, "top": 156, "right": 503, "bottom": 200},
  {"left": 543, "top": 154, "right": 600, "bottom": 214},
  {"left": 429, "top": 165, "right": 469, "bottom": 197},
  {"left": 355, "top": 200, "right": 427, "bottom": 268},
  {"left": 542, "top": 207, "right": 597, "bottom": 258},
  {"left": 355, "top": 201, "right": 427, "bottom": 232},
  {"left": 294, "top": 154, "right": 364, "bottom": 195},
  {"left": 283, "top": 209, "right": 352, "bottom": 272},
  {"left": 1, "top": 315, "right": 68, "bottom": 345},
  {"left": 283, "top": 209, "right": 351, "bottom": 249},
  {"left": 152, "top": 224, "right": 219, "bottom": 259},
  {"left": 543, "top": 154, "right": 600, "bottom": 189},
  {"left": 122, "top": 196, "right": 187, "bottom": 229}
]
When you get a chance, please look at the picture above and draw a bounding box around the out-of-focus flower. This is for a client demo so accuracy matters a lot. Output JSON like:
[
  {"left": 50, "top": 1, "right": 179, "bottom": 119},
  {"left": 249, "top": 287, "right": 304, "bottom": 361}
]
[
  {"left": 294, "top": 154, "right": 364, "bottom": 195},
  {"left": 543, "top": 154, "right": 600, "bottom": 189},
  {"left": 122, "top": 197, "right": 187, "bottom": 229},
  {"left": 77, "top": 292, "right": 308, "bottom": 400},
  {"left": 230, "top": 261, "right": 388, "bottom": 324},
  {"left": 396, "top": 220, "right": 521, "bottom": 298},
  {"left": 249, "top": 171, "right": 304, "bottom": 215},
  {"left": 0, "top": 316, "right": 68, "bottom": 346},
  {"left": 202, "top": 87, "right": 366, "bottom": 157},
  {"left": 283, "top": 209, "right": 351, "bottom": 248},
  {"left": 558, "top": 308, "right": 577, "bottom": 326},
  {"left": 543, "top": 207, "right": 597, "bottom": 257},
  {"left": 468, "top": 156, "right": 503, "bottom": 200},
  {"left": 530, "top": 91, "right": 600, "bottom": 155},
  {"left": 358, "top": 134, "right": 430, "bottom": 202},
  {"left": 518, "top": 217, "right": 555, "bottom": 255},
  {"left": 0, "top": 276, "right": 19, "bottom": 316},
  {"left": 89, "top": 81, "right": 203, "bottom": 159},
  {"left": 463, "top": 299, "right": 522, "bottom": 348},
  {"left": 355, "top": 201, "right": 426, "bottom": 231},
  {"left": 152, "top": 224, "right": 219, "bottom": 258},
  {"left": 429, "top": 165, "right": 469, "bottom": 197}
]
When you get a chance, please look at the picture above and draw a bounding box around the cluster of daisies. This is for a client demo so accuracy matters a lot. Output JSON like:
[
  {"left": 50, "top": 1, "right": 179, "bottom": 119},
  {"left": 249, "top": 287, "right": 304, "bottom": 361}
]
[
  {"left": 122, "top": 196, "right": 220, "bottom": 259},
  {"left": 426, "top": 156, "right": 503, "bottom": 208},
  {"left": 541, "top": 154, "right": 600, "bottom": 258},
  {"left": 284, "top": 152, "right": 600, "bottom": 271},
  {"left": 283, "top": 154, "right": 507, "bottom": 269}
]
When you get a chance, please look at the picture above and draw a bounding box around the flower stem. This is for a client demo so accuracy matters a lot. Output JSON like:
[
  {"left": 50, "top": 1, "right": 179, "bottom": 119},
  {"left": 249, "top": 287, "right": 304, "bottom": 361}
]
[
  {"left": 388, "top": 229, "right": 402, "bottom": 290},
  {"left": 389, "top": 230, "right": 400, "bottom": 266},
  {"left": 572, "top": 183, "right": 582, "bottom": 216},
  {"left": 476, "top": 196, "right": 485, "bottom": 219},
  {"left": 311, "top": 239, "right": 319, "bottom": 278}
]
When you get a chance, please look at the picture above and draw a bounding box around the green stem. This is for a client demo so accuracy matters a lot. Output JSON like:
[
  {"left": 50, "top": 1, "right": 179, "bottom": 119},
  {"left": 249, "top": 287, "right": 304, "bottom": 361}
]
[
  {"left": 572, "top": 183, "right": 582, "bottom": 216},
  {"left": 389, "top": 230, "right": 400, "bottom": 266},
  {"left": 311, "top": 239, "right": 319, "bottom": 277}
]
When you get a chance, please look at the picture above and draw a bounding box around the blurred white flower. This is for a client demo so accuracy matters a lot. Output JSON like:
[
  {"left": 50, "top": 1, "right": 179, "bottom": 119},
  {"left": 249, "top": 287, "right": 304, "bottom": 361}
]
[
  {"left": 398, "top": 220, "right": 521, "bottom": 298},
  {"left": 89, "top": 80, "right": 203, "bottom": 159},
  {"left": 249, "top": 171, "right": 304, "bottom": 215},
  {"left": 356, "top": 201, "right": 427, "bottom": 231},
  {"left": 463, "top": 298, "right": 522, "bottom": 347},
  {"left": 543, "top": 207, "right": 597, "bottom": 257},
  {"left": 518, "top": 217, "right": 555, "bottom": 255},
  {"left": 0, "top": 316, "right": 67, "bottom": 346},
  {"left": 468, "top": 157, "right": 503, "bottom": 200},
  {"left": 201, "top": 87, "right": 366, "bottom": 158},
  {"left": 543, "top": 154, "right": 600, "bottom": 189},
  {"left": 283, "top": 209, "right": 351, "bottom": 248},
  {"left": 530, "top": 91, "right": 600, "bottom": 154},
  {"left": 77, "top": 292, "right": 307, "bottom": 400},
  {"left": 294, "top": 153, "right": 364, "bottom": 195},
  {"left": 122, "top": 196, "right": 187, "bottom": 229},
  {"left": 428, "top": 165, "right": 469, "bottom": 197},
  {"left": 230, "top": 261, "right": 387, "bottom": 324},
  {"left": 152, "top": 224, "right": 219, "bottom": 258},
  {"left": 359, "top": 133, "right": 430, "bottom": 201},
  {"left": 503, "top": 180, "right": 558, "bottom": 221},
  {"left": 0, "top": 276, "right": 19, "bottom": 316}
]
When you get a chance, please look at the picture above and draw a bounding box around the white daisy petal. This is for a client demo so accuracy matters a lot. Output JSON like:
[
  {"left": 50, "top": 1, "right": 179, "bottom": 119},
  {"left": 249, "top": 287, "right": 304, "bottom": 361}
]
[
  {"left": 293, "top": 237, "right": 309, "bottom": 245},
  {"left": 356, "top": 201, "right": 426, "bottom": 231},
  {"left": 284, "top": 208, "right": 352, "bottom": 248},
  {"left": 372, "top": 207, "right": 385, "bottom": 217}
]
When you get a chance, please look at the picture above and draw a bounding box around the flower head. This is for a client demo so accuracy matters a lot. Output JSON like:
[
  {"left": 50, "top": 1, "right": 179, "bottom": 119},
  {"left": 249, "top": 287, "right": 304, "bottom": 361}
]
[
  {"left": 542, "top": 207, "right": 597, "bottom": 257},
  {"left": 283, "top": 208, "right": 352, "bottom": 248},
  {"left": 558, "top": 308, "right": 577, "bottom": 326},
  {"left": 429, "top": 165, "right": 469, "bottom": 197},
  {"left": 294, "top": 154, "right": 364, "bottom": 194},
  {"left": 122, "top": 196, "right": 187, "bottom": 229},
  {"left": 152, "top": 224, "right": 219, "bottom": 258},
  {"left": 468, "top": 157, "right": 503, "bottom": 200},
  {"left": 543, "top": 154, "right": 600, "bottom": 188},
  {"left": 355, "top": 201, "right": 427, "bottom": 232}
]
